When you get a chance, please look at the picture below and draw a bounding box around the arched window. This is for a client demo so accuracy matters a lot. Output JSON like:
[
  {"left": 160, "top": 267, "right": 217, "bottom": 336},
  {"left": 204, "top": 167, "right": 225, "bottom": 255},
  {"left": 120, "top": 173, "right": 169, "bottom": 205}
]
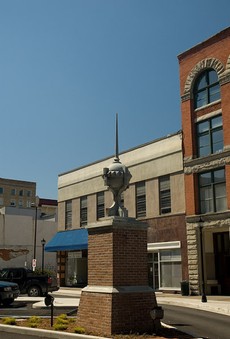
[{"left": 193, "top": 69, "right": 220, "bottom": 109}]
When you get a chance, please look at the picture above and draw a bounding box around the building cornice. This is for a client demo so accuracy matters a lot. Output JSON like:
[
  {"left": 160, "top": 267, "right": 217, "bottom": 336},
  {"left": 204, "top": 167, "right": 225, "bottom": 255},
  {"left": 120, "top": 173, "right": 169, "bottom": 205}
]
[
  {"left": 184, "top": 150, "right": 230, "bottom": 174},
  {"left": 186, "top": 211, "right": 230, "bottom": 224}
]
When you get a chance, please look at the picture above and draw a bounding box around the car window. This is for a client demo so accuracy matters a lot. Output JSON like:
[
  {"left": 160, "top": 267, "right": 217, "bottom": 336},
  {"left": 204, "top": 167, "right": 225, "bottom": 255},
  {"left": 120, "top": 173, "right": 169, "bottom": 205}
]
[{"left": 0, "top": 270, "right": 8, "bottom": 278}]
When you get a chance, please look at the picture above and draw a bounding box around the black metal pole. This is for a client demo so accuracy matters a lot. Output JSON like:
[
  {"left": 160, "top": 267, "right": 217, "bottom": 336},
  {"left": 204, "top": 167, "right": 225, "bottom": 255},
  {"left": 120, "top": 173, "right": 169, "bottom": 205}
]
[
  {"left": 33, "top": 206, "right": 37, "bottom": 263},
  {"left": 51, "top": 300, "right": 54, "bottom": 327},
  {"left": 199, "top": 222, "right": 207, "bottom": 302},
  {"left": 42, "top": 242, "right": 45, "bottom": 274}
]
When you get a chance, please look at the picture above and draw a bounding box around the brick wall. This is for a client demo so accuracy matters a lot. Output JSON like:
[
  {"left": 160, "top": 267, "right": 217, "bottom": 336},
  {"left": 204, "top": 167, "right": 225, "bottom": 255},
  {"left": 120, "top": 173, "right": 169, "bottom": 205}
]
[
  {"left": 179, "top": 28, "right": 230, "bottom": 217},
  {"left": 77, "top": 217, "right": 158, "bottom": 336},
  {"left": 77, "top": 291, "right": 156, "bottom": 336},
  {"left": 87, "top": 224, "right": 148, "bottom": 286}
]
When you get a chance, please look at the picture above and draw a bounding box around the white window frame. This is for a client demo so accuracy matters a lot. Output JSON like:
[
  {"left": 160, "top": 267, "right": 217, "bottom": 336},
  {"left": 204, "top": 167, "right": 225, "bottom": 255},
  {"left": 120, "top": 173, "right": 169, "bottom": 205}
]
[{"left": 148, "top": 241, "right": 182, "bottom": 291}]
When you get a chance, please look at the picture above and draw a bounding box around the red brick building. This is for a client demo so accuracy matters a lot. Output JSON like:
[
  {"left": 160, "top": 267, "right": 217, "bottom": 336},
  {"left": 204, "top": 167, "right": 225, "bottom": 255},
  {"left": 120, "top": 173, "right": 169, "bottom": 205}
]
[{"left": 178, "top": 27, "right": 230, "bottom": 295}]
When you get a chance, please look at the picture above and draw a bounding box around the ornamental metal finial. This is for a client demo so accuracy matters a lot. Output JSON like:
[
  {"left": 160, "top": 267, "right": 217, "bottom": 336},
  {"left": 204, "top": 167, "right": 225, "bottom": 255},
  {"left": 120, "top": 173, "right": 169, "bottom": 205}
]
[
  {"left": 103, "top": 114, "right": 132, "bottom": 217},
  {"left": 115, "top": 113, "right": 119, "bottom": 161}
]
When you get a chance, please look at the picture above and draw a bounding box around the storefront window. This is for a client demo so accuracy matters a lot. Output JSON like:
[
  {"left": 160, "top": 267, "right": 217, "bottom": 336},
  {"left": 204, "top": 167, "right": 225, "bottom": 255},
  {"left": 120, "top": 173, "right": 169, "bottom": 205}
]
[
  {"left": 65, "top": 251, "right": 87, "bottom": 287},
  {"left": 148, "top": 248, "right": 182, "bottom": 290}
]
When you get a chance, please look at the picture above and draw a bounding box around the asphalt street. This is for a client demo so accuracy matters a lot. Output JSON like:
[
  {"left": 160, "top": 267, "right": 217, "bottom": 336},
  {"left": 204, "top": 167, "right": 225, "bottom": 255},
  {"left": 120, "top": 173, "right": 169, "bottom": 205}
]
[{"left": 162, "top": 304, "right": 230, "bottom": 339}]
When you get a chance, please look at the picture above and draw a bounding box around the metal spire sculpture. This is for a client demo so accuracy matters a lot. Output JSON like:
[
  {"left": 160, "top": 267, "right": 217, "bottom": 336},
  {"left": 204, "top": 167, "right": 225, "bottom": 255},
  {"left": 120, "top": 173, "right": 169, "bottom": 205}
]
[{"left": 103, "top": 114, "right": 132, "bottom": 217}]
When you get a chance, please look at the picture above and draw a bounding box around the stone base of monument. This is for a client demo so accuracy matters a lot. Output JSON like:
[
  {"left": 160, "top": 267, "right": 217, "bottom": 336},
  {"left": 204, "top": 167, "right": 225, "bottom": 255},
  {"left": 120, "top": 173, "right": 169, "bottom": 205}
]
[
  {"left": 76, "top": 217, "right": 162, "bottom": 337},
  {"left": 77, "top": 285, "right": 160, "bottom": 336}
]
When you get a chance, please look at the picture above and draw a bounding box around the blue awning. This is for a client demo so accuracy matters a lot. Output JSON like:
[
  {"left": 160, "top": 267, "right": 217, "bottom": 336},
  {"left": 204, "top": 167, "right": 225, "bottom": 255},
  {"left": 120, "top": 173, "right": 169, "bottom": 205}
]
[{"left": 45, "top": 229, "right": 88, "bottom": 252}]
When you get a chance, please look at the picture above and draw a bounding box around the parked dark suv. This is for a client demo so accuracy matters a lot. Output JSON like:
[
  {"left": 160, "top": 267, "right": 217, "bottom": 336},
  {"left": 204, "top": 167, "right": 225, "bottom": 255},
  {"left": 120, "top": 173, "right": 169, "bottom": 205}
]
[
  {"left": 0, "top": 280, "right": 20, "bottom": 306},
  {"left": 0, "top": 267, "right": 59, "bottom": 297}
]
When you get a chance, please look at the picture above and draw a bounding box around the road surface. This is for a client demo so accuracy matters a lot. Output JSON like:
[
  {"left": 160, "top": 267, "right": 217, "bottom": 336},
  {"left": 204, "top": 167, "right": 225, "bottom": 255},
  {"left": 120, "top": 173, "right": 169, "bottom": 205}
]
[{"left": 161, "top": 304, "right": 229, "bottom": 339}]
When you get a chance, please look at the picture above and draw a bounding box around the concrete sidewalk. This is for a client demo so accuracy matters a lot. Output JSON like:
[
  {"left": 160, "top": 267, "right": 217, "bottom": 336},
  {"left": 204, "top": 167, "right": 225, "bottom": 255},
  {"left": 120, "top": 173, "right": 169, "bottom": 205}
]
[
  {"left": 156, "top": 292, "right": 230, "bottom": 316},
  {"left": 19, "top": 287, "right": 230, "bottom": 317}
]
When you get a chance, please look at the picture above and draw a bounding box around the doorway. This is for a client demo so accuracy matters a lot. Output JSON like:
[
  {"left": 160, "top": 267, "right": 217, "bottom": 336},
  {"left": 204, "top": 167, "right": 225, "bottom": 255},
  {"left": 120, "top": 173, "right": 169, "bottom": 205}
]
[{"left": 213, "top": 232, "right": 230, "bottom": 295}]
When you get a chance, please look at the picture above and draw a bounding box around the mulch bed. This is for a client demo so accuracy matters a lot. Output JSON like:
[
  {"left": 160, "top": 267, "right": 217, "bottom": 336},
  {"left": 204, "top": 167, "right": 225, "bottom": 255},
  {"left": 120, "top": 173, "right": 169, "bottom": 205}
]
[{"left": 0, "top": 318, "right": 194, "bottom": 338}]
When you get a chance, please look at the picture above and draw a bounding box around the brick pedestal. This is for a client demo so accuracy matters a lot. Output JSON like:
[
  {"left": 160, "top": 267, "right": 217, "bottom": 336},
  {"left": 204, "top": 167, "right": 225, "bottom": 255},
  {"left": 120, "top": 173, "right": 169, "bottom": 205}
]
[{"left": 77, "top": 217, "right": 159, "bottom": 336}]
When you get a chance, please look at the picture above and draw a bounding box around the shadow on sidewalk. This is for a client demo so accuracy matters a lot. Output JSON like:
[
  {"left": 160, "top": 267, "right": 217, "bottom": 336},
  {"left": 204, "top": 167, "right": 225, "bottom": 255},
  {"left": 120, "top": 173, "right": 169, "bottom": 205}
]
[{"left": 158, "top": 327, "right": 195, "bottom": 338}]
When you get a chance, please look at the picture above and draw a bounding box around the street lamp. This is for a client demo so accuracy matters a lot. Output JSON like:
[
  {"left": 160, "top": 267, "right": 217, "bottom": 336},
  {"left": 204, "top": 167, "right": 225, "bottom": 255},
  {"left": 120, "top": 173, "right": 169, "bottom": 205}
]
[
  {"left": 41, "top": 238, "right": 46, "bottom": 274},
  {"left": 199, "top": 217, "right": 207, "bottom": 303}
]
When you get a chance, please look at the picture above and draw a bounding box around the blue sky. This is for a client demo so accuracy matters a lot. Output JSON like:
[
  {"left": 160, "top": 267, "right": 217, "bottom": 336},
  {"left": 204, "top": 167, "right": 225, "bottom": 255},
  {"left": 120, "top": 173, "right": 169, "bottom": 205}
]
[{"left": 0, "top": 0, "right": 230, "bottom": 199}]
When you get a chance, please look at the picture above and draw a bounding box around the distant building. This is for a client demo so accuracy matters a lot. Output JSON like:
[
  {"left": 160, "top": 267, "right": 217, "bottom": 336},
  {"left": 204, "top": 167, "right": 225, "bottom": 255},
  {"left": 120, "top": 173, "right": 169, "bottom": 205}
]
[
  {"left": 39, "top": 198, "right": 58, "bottom": 220},
  {"left": 0, "top": 205, "right": 58, "bottom": 272},
  {"left": 178, "top": 27, "right": 230, "bottom": 295},
  {"left": 0, "top": 178, "right": 36, "bottom": 208},
  {"left": 0, "top": 177, "right": 58, "bottom": 271},
  {"left": 47, "top": 132, "right": 187, "bottom": 291}
]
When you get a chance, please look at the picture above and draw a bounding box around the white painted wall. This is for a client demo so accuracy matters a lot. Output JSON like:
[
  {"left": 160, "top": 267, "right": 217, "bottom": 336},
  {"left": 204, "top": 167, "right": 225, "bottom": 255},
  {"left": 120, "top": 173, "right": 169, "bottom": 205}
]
[{"left": 0, "top": 209, "right": 57, "bottom": 273}]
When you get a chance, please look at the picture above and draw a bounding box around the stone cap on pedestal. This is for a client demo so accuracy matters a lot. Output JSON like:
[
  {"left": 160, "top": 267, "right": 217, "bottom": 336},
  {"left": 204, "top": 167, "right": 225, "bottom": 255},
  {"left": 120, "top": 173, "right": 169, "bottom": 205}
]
[
  {"left": 86, "top": 216, "right": 148, "bottom": 231},
  {"left": 82, "top": 285, "right": 154, "bottom": 294}
]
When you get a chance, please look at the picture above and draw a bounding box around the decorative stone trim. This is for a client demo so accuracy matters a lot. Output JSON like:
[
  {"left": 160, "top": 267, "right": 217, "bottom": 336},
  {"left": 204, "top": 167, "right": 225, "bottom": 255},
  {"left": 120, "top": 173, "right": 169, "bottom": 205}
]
[
  {"left": 186, "top": 221, "right": 200, "bottom": 295},
  {"left": 219, "top": 71, "right": 230, "bottom": 85},
  {"left": 186, "top": 210, "right": 230, "bottom": 223},
  {"left": 181, "top": 57, "right": 225, "bottom": 101},
  {"left": 184, "top": 156, "right": 230, "bottom": 174},
  {"left": 186, "top": 213, "right": 230, "bottom": 295},
  {"left": 181, "top": 93, "right": 191, "bottom": 102}
]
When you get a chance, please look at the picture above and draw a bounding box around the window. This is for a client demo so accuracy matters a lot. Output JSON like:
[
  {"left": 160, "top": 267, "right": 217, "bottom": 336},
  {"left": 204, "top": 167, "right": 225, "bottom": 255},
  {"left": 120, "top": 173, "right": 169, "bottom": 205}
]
[
  {"left": 159, "top": 249, "right": 182, "bottom": 288},
  {"left": 199, "top": 168, "right": 227, "bottom": 213},
  {"left": 97, "top": 192, "right": 105, "bottom": 219},
  {"left": 197, "top": 115, "right": 223, "bottom": 157},
  {"left": 0, "top": 187, "right": 4, "bottom": 194},
  {"left": 65, "top": 200, "right": 72, "bottom": 229},
  {"left": 80, "top": 196, "right": 87, "bottom": 226},
  {"left": 136, "top": 181, "right": 146, "bottom": 218},
  {"left": 27, "top": 190, "right": 32, "bottom": 197},
  {"left": 148, "top": 249, "right": 182, "bottom": 290},
  {"left": 193, "top": 69, "right": 220, "bottom": 109},
  {"left": 159, "top": 176, "right": 171, "bottom": 214},
  {"left": 11, "top": 189, "right": 16, "bottom": 195},
  {"left": 0, "top": 198, "right": 3, "bottom": 205},
  {"left": 10, "top": 199, "right": 16, "bottom": 207},
  {"left": 19, "top": 189, "right": 24, "bottom": 196}
]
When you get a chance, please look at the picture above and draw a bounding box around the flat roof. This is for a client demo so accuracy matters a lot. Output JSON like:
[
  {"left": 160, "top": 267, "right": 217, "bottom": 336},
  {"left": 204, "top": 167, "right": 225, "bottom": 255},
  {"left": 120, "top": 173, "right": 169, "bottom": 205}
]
[{"left": 59, "top": 130, "right": 182, "bottom": 177}]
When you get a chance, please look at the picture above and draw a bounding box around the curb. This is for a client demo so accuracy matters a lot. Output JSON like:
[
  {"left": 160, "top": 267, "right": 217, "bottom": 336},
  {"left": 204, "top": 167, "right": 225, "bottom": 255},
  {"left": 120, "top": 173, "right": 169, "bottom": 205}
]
[{"left": 0, "top": 324, "right": 110, "bottom": 339}]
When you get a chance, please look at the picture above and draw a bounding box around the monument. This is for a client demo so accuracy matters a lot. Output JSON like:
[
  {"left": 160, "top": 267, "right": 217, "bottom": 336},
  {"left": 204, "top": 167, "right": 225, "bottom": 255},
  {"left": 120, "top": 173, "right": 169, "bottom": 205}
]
[
  {"left": 76, "top": 114, "right": 163, "bottom": 336},
  {"left": 103, "top": 114, "right": 132, "bottom": 217}
]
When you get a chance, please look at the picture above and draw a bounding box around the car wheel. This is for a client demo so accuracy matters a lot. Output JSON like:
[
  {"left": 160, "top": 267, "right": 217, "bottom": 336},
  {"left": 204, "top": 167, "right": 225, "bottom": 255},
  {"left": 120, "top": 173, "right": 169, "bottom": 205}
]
[
  {"left": 2, "top": 298, "right": 14, "bottom": 306},
  {"left": 27, "top": 286, "right": 41, "bottom": 297}
]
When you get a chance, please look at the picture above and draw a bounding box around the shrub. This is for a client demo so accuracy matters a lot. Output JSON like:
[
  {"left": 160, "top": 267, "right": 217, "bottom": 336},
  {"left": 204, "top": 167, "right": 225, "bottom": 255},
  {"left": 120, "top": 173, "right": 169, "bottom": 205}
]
[
  {"left": 74, "top": 326, "right": 85, "bottom": 334},
  {"left": 29, "top": 323, "right": 38, "bottom": 328},
  {"left": 53, "top": 323, "right": 68, "bottom": 331},
  {"left": 28, "top": 316, "right": 41, "bottom": 328},
  {"left": 2, "top": 317, "right": 16, "bottom": 325},
  {"left": 55, "top": 314, "right": 69, "bottom": 325},
  {"left": 68, "top": 317, "right": 75, "bottom": 323},
  {"left": 57, "top": 313, "right": 68, "bottom": 320},
  {"left": 28, "top": 316, "right": 41, "bottom": 324}
]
